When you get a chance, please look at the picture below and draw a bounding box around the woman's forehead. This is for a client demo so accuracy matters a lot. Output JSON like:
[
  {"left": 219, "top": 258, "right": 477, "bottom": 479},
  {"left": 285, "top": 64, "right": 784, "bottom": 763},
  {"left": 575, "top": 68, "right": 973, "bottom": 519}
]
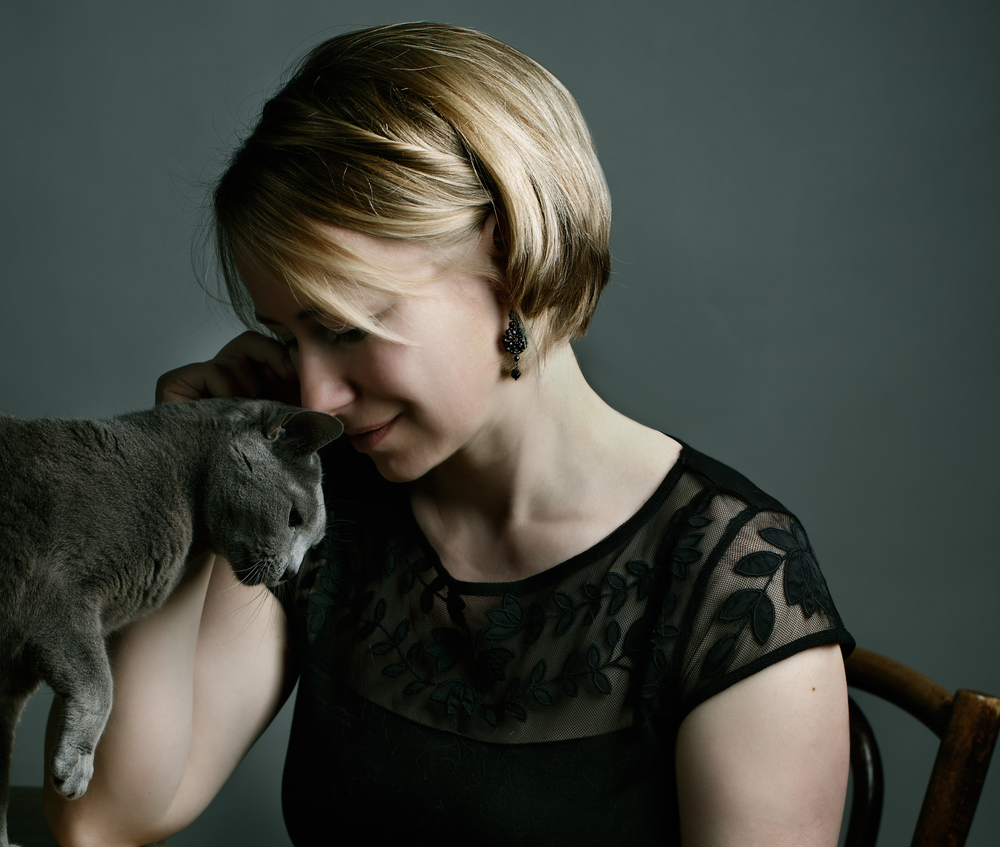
[
  {"left": 236, "top": 252, "right": 392, "bottom": 328},
  {"left": 233, "top": 219, "right": 493, "bottom": 330}
]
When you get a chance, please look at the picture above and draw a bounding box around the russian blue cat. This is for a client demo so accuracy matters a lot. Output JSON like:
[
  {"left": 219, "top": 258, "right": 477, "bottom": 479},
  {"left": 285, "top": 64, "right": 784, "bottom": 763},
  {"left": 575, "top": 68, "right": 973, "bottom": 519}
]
[{"left": 0, "top": 399, "right": 343, "bottom": 847}]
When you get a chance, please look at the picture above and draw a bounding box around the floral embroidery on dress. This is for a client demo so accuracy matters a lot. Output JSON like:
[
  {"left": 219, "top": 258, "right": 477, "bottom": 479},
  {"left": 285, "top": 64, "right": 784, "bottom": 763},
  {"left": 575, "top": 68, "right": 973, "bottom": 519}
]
[
  {"left": 290, "top": 449, "right": 850, "bottom": 737},
  {"left": 324, "top": 549, "right": 666, "bottom": 726},
  {"left": 702, "top": 518, "right": 832, "bottom": 677}
]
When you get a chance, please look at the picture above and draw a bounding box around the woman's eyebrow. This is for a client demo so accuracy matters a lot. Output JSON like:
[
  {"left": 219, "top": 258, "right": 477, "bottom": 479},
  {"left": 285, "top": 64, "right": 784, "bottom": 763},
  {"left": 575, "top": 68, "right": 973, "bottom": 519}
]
[{"left": 254, "top": 308, "right": 321, "bottom": 326}]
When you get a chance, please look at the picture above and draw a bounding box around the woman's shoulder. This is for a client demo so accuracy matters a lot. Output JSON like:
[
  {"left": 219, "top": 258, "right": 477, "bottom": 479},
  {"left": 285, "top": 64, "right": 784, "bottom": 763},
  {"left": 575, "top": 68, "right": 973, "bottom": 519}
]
[
  {"left": 644, "top": 439, "right": 854, "bottom": 719},
  {"left": 674, "top": 440, "right": 791, "bottom": 514}
]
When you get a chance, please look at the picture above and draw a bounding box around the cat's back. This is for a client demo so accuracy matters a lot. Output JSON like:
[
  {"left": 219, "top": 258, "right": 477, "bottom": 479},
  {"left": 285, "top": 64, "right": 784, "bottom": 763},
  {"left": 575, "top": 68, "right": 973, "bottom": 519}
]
[
  {"left": 3, "top": 416, "right": 84, "bottom": 549},
  {"left": 0, "top": 400, "right": 278, "bottom": 565},
  {"left": 0, "top": 415, "right": 75, "bottom": 608},
  {"left": 0, "top": 413, "right": 62, "bottom": 519},
  {"left": 1, "top": 412, "right": 128, "bottom": 494},
  {"left": 0, "top": 413, "right": 162, "bottom": 558},
  {"left": 0, "top": 402, "right": 246, "bottom": 542}
]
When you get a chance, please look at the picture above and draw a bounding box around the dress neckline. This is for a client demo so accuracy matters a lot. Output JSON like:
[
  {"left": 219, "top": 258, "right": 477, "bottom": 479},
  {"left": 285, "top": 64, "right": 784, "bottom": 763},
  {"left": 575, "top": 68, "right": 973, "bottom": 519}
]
[{"left": 405, "top": 439, "right": 690, "bottom": 597}]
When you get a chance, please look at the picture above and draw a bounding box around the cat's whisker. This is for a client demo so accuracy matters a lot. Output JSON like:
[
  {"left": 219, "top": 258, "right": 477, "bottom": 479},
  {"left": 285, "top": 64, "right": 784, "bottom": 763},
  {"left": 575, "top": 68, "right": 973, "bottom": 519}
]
[
  {"left": 0, "top": 398, "right": 340, "bottom": 843},
  {"left": 214, "top": 572, "right": 250, "bottom": 597},
  {"left": 220, "top": 584, "right": 276, "bottom": 644},
  {"left": 250, "top": 593, "right": 285, "bottom": 655},
  {"left": 245, "top": 584, "right": 272, "bottom": 625}
]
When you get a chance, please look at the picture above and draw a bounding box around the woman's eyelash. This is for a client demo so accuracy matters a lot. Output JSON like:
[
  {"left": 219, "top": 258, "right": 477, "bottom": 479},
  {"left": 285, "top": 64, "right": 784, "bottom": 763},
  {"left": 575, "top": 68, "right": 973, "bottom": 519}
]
[
  {"left": 276, "top": 328, "right": 367, "bottom": 347},
  {"left": 325, "top": 326, "right": 368, "bottom": 345}
]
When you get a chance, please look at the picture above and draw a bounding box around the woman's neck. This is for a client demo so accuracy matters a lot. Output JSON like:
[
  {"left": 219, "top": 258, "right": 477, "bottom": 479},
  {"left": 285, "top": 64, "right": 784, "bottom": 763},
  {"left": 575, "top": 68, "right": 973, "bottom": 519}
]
[{"left": 409, "top": 345, "right": 681, "bottom": 582}]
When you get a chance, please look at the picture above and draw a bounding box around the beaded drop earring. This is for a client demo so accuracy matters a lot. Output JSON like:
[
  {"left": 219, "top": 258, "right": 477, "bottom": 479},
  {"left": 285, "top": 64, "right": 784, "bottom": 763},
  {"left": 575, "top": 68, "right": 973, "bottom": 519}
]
[{"left": 502, "top": 311, "right": 528, "bottom": 380}]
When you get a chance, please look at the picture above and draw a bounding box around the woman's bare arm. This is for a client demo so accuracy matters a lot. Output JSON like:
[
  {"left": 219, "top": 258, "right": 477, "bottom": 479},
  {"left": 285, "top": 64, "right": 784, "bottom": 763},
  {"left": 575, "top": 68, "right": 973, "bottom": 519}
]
[
  {"left": 43, "top": 553, "right": 295, "bottom": 847},
  {"left": 43, "top": 334, "right": 302, "bottom": 846},
  {"left": 675, "top": 644, "right": 850, "bottom": 847}
]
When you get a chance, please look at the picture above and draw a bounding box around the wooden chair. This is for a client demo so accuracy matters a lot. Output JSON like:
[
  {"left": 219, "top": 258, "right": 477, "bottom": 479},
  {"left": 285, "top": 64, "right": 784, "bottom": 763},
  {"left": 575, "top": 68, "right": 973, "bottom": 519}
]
[
  {"left": 843, "top": 647, "right": 1000, "bottom": 847},
  {"left": 10, "top": 649, "right": 997, "bottom": 846}
]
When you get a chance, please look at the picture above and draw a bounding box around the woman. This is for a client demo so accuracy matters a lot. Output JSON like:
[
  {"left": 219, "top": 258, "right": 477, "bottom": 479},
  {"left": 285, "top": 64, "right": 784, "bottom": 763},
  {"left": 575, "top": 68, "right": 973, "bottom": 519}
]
[{"left": 46, "top": 22, "right": 853, "bottom": 846}]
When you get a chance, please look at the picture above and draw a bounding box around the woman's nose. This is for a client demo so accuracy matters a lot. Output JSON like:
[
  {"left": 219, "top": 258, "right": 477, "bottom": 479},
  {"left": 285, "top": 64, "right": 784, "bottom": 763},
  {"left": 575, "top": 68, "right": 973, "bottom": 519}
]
[{"left": 293, "top": 345, "right": 356, "bottom": 414}]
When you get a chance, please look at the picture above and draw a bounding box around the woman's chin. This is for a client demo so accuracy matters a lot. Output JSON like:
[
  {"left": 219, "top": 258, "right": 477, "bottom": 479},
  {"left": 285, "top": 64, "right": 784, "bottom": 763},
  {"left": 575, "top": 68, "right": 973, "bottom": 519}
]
[{"left": 367, "top": 451, "right": 431, "bottom": 485}]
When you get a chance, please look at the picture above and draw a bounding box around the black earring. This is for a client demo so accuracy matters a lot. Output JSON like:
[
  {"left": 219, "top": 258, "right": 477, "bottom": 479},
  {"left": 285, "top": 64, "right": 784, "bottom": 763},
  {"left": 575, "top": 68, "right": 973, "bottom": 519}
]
[{"left": 502, "top": 310, "right": 528, "bottom": 380}]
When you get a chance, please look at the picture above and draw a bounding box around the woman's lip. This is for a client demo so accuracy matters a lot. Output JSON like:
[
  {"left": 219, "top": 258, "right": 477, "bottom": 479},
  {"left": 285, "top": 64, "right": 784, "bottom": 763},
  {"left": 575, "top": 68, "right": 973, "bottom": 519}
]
[
  {"left": 347, "top": 417, "right": 396, "bottom": 451},
  {"left": 344, "top": 418, "right": 394, "bottom": 436}
]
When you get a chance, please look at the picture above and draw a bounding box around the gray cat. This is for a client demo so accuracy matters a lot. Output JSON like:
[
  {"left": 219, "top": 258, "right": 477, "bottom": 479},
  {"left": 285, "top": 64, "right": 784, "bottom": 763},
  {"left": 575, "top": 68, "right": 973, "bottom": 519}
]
[{"left": 0, "top": 398, "right": 343, "bottom": 847}]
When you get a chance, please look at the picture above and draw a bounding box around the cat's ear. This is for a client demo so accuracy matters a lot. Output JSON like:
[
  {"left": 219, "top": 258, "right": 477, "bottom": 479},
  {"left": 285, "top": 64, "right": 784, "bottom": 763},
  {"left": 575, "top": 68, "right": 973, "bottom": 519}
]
[{"left": 266, "top": 409, "right": 344, "bottom": 454}]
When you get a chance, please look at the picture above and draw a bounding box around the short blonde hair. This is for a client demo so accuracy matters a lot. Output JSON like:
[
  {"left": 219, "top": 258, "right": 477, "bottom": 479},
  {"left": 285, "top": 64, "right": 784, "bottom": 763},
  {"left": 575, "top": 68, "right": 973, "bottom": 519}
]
[{"left": 213, "top": 21, "right": 612, "bottom": 367}]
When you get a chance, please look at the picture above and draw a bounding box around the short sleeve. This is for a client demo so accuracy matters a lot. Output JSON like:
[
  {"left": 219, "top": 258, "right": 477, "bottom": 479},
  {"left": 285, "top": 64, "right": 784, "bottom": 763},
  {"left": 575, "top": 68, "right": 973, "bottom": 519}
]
[{"left": 644, "top": 480, "right": 853, "bottom": 722}]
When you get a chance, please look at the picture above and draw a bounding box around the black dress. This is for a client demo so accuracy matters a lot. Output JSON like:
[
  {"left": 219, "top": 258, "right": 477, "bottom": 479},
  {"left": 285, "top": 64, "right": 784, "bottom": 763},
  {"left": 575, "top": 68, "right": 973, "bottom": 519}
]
[{"left": 278, "top": 438, "right": 854, "bottom": 846}]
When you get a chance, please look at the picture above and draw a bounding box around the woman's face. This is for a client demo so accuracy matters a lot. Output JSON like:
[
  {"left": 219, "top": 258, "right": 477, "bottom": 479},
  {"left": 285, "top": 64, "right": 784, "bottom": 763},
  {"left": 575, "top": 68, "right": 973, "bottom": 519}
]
[{"left": 239, "top": 221, "right": 514, "bottom": 483}]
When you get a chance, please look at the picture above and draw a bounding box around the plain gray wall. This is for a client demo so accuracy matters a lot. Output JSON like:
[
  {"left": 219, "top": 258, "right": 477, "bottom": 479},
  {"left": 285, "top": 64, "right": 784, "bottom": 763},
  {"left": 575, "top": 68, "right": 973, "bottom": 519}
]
[{"left": 3, "top": 1, "right": 998, "bottom": 845}]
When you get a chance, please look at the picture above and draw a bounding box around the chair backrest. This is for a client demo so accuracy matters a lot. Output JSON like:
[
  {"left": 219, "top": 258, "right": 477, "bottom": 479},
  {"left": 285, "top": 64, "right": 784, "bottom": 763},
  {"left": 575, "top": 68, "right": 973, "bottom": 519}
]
[{"left": 843, "top": 648, "right": 1000, "bottom": 847}]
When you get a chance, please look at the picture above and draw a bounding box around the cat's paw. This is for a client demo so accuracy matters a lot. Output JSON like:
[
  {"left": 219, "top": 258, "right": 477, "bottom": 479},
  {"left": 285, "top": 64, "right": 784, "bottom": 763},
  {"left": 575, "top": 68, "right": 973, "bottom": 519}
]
[{"left": 50, "top": 742, "right": 95, "bottom": 800}]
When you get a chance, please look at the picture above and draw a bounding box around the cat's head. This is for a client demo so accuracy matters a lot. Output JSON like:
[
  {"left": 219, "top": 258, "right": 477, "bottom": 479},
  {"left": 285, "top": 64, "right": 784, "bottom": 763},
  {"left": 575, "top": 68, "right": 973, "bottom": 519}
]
[{"left": 201, "top": 400, "right": 343, "bottom": 587}]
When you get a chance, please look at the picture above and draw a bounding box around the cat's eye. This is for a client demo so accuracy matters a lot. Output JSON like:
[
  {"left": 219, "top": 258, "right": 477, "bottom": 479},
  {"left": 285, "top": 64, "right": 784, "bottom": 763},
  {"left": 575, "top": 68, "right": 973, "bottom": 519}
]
[{"left": 289, "top": 508, "right": 303, "bottom": 528}]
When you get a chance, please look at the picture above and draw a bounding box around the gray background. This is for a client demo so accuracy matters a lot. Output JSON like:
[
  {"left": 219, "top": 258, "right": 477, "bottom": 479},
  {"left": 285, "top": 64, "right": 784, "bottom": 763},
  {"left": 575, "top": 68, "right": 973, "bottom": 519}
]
[{"left": 3, "top": 1, "right": 997, "bottom": 845}]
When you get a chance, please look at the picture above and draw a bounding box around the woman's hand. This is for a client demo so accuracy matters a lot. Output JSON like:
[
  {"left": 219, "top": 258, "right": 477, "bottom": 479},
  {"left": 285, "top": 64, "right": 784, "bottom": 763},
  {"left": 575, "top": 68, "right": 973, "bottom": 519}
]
[{"left": 155, "top": 331, "right": 299, "bottom": 405}]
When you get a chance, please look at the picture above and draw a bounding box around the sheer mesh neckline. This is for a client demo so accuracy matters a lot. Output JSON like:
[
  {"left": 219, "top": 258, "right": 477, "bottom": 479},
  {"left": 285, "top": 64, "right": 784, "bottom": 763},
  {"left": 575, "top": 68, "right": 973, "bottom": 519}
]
[
  {"left": 291, "top": 437, "right": 851, "bottom": 744},
  {"left": 282, "top": 438, "right": 853, "bottom": 846}
]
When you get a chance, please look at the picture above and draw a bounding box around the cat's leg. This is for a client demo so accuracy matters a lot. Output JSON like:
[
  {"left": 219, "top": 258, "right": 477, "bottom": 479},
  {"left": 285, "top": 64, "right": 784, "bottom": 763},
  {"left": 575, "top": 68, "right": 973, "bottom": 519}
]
[
  {"left": 32, "top": 628, "right": 113, "bottom": 802},
  {"left": 0, "top": 672, "right": 35, "bottom": 847}
]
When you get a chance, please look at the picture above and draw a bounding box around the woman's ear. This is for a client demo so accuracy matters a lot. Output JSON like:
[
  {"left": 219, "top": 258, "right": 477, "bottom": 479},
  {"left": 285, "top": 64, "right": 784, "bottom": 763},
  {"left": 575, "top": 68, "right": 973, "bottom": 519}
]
[{"left": 482, "top": 211, "right": 508, "bottom": 266}]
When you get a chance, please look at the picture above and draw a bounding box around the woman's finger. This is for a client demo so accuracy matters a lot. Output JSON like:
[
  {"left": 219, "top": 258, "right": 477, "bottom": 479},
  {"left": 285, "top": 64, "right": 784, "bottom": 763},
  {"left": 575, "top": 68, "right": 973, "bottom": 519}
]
[
  {"left": 217, "top": 331, "right": 296, "bottom": 381},
  {"left": 155, "top": 332, "right": 299, "bottom": 405}
]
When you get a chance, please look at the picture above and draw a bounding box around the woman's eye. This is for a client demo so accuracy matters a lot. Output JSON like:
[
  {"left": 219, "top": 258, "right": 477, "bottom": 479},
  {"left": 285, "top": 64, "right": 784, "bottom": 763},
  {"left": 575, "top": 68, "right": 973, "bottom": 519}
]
[
  {"left": 325, "top": 326, "right": 368, "bottom": 346},
  {"left": 273, "top": 325, "right": 367, "bottom": 349}
]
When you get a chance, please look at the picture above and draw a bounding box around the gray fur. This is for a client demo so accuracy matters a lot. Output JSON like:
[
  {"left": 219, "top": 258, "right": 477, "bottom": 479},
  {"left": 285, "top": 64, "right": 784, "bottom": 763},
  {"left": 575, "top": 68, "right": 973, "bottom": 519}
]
[{"left": 0, "top": 398, "right": 343, "bottom": 847}]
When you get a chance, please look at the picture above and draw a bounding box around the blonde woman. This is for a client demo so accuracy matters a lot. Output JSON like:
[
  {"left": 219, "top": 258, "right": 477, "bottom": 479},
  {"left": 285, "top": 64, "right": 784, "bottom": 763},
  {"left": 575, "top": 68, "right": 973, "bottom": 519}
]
[{"left": 46, "top": 23, "right": 853, "bottom": 847}]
